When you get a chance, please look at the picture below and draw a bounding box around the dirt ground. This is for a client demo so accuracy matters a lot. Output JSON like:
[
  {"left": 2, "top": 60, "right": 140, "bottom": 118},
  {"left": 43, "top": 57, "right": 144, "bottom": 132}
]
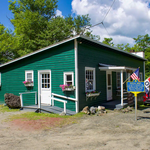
[{"left": 0, "top": 109, "right": 150, "bottom": 150}]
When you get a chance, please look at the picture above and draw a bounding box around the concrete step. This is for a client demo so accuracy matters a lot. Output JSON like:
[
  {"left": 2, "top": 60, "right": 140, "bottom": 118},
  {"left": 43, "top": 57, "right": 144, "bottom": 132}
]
[{"left": 115, "top": 103, "right": 128, "bottom": 109}]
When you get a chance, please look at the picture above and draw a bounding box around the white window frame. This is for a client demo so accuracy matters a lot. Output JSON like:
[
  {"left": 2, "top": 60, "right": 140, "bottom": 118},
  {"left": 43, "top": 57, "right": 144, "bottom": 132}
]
[
  {"left": 25, "top": 70, "right": 34, "bottom": 84},
  {"left": 116, "top": 72, "right": 121, "bottom": 89},
  {"left": 140, "top": 72, "right": 143, "bottom": 81},
  {"left": 85, "top": 67, "right": 96, "bottom": 92},
  {"left": 64, "top": 72, "right": 74, "bottom": 86}
]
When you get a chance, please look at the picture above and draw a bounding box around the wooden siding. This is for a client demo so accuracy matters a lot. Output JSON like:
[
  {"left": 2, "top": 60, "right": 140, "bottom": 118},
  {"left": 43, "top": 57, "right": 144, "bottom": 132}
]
[
  {"left": 78, "top": 41, "right": 144, "bottom": 111},
  {"left": 0, "top": 41, "right": 76, "bottom": 111}
]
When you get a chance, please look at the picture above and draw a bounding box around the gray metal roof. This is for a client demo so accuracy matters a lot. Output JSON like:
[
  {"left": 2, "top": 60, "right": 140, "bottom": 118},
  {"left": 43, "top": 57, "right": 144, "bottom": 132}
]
[{"left": 0, "top": 35, "right": 146, "bottom": 68}]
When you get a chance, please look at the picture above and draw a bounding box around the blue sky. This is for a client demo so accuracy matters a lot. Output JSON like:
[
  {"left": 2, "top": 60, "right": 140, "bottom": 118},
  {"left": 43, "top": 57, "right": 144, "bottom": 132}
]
[
  {"left": 1, "top": 0, "right": 150, "bottom": 46},
  {"left": 0, "top": 0, "right": 72, "bottom": 30}
]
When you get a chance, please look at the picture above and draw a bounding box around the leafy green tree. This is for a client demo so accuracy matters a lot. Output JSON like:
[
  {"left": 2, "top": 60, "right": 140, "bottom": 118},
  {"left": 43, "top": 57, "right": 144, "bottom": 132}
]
[
  {"left": 9, "top": 0, "right": 58, "bottom": 55},
  {"left": 102, "top": 38, "right": 114, "bottom": 47},
  {"left": 0, "top": 24, "right": 16, "bottom": 63},
  {"left": 132, "top": 34, "right": 150, "bottom": 78},
  {"left": 8, "top": 0, "right": 97, "bottom": 58},
  {"left": 133, "top": 34, "right": 150, "bottom": 52}
]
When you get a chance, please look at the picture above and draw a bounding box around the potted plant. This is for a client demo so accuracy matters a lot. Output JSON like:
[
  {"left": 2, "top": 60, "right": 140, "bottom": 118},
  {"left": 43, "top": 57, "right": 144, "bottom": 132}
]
[
  {"left": 60, "top": 84, "right": 75, "bottom": 91},
  {"left": 86, "top": 91, "right": 101, "bottom": 97},
  {"left": 23, "top": 81, "right": 34, "bottom": 87}
]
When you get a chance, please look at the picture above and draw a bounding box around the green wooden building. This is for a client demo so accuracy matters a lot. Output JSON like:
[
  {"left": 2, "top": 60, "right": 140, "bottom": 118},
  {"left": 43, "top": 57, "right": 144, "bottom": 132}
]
[{"left": 0, "top": 35, "right": 146, "bottom": 113}]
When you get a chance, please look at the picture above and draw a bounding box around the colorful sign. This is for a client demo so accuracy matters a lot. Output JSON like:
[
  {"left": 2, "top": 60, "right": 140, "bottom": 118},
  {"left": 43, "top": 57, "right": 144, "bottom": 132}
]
[{"left": 127, "top": 80, "right": 145, "bottom": 92}]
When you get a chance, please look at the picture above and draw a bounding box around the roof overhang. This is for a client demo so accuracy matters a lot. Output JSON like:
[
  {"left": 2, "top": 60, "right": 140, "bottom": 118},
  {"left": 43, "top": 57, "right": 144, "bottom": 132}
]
[
  {"left": 99, "top": 66, "right": 136, "bottom": 71},
  {"left": 98, "top": 63, "right": 136, "bottom": 71}
]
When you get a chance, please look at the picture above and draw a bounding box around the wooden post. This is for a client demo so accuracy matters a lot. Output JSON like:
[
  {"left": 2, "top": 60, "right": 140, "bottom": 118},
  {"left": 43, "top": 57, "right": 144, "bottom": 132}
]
[
  {"left": 121, "top": 70, "right": 123, "bottom": 106},
  {"left": 35, "top": 92, "right": 37, "bottom": 105},
  {"left": 52, "top": 98, "right": 54, "bottom": 106},
  {"left": 20, "top": 94, "right": 23, "bottom": 107},
  {"left": 64, "top": 102, "right": 66, "bottom": 113},
  {"left": 38, "top": 94, "right": 41, "bottom": 109},
  {"left": 131, "top": 92, "right": 140, "bottom": 121}
]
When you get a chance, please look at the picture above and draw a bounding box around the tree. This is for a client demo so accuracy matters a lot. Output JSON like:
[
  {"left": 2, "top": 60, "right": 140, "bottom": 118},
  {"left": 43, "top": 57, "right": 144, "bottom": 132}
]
[
  {"left": 8, "top": 0, "right": 97, "bottom": 58},
  {"left": 133, "top": 34, "right": 150, "bottom": 52},
  {"left": 102, "top": 38, "right": 114, "bottom": 47},
  {"left": 0, "top": 24, "right": 16, "bottom": 63},
  {"left": 9, "top": 0, "right": 58, "bottom": 55},
  {"left": 132, "top": 34, "right": 150, "bottom": 79}
]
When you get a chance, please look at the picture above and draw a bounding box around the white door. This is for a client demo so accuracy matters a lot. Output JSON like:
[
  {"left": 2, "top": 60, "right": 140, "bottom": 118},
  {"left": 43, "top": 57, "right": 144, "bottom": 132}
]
[
  {"left": 39, "top": 71, "right": 51, "bottom": 104},
  {"left": 106, "top": 71, "right": 112, "bottom": 100}
]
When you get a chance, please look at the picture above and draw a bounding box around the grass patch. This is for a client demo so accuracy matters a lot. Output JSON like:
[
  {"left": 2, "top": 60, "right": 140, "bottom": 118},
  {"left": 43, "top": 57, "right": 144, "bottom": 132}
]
[
  {"left": 137, "top": 101, "right": 150, "bottom": 109},
  {"left": 10, "top": 111, "right": 85, "bottom": 121},
  {"left": 0, "top": 105, "right": 19, "bottom": 113}
]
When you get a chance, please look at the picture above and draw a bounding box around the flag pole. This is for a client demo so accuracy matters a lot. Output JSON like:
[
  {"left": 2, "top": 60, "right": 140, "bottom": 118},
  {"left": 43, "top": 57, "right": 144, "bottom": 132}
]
[
  {"left": 123, "top": 76, "right": 131, "bottom": 84},
  {"left": 123, "top": 67, "right": 140, "bottom": 84}
]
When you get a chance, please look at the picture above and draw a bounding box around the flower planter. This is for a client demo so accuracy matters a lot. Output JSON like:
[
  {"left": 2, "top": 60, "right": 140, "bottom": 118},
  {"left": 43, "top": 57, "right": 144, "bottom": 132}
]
[
  {"left": 63, "top": 86, "right": 75, "bottom": 91},
  {"left": 86, "top": 92, "right": 100, "bottom": 97},
  {"left": 24, "top": 83, "right": 34, "bottom": 87}
]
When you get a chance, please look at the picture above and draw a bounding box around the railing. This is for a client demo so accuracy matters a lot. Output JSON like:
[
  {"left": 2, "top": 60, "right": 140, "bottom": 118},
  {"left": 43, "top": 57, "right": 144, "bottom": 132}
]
[
  {"left": 51, "top": 93, "right": 77, "bottom": 101},
  {"left": 19, "top": 91, "right": 37, "bottom": 107},
  {"left": 51, "top": 94, "right": 67, "bottom": 113}
]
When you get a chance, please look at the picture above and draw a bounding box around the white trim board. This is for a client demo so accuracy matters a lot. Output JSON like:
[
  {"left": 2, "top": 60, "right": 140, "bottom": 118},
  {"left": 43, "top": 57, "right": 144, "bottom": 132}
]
[
  {"left": 99, "top": 66, "right": 137, "bottom": 71},
  {"left": 74, "top": 39, "right": 79, "bottom": 113},
  {"left": 63, "top": 72, "right": 74, "bottom": 85}
]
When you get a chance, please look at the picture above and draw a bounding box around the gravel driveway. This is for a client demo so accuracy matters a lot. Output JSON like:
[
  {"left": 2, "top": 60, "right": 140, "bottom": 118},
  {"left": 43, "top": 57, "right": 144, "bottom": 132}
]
[{"left": 0, "top": 108, "right": 150, "bottom": 150}]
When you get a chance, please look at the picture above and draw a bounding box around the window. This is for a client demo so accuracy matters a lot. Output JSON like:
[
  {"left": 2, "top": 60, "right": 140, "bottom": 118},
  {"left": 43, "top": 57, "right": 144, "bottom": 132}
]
[
  {"left": 116, "top": 72, "right": 120, "bottom": 88},
  {"left": 25, "top": 70, "right": 34, "bottom": 82},
  {"left": 85, "top": 67, "right": 95, "bottom": 92},
  {"left": 64, "top": 72, "right": 74, "bottom": 85},
  {"left": 140, "top": 72, "right": 143, "bottom": 81},
  {"left": 41, "top": 73, "right": 50, "bottom": 88}
]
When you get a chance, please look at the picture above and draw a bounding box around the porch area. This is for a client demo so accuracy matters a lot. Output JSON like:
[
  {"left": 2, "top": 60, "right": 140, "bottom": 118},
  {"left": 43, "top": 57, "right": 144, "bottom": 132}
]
[
  {"left": 22, "top": 104, "right": 76, "bottom": 115},
  {"left": 19, "top": 91, "right": 76, "bottom": 115},
  {"left": 101, "top": 99, "right": 128, "bottom": 110},
  {"left": 99, "top": 63, "right": 136, "bottom": 107}
]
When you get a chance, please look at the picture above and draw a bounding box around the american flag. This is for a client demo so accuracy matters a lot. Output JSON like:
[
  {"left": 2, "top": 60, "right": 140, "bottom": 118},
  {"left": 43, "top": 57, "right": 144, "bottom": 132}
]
[{"left": 130, "top": 68, "right": 140, "bottom": 81}]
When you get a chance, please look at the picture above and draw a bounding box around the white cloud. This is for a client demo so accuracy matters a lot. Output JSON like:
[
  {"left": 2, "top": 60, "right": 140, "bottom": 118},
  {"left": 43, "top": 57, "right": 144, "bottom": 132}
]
[
  {"left": 56, "top": 10, "right": 64, "bottom": 18},
  {"left": 71, "top": 0, "right": 150, "bottom": 46}
]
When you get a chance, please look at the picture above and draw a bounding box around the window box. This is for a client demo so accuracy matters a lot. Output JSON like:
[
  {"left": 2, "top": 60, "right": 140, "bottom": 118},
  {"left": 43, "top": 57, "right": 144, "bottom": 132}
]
[
  {"left": 60, "top": 84, "right": 75, "bottom": 91},
  {"left": 86, "top": 92, "right": 101, "bottom": 97},
  {"left": 23, "top": 81, "right": 34, "bottom": 87},
  {"left": 63, "top": 86, "right": 76, "bottom": 91},
  {"left": 24, "top": 83, "right": 34, "bottom": 87}
]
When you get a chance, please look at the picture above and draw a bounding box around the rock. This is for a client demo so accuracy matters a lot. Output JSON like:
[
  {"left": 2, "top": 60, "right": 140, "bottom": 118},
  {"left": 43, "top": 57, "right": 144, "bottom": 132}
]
[
  {"left": 90, "top": 106, "right": 96, "bottom": 114},
  {"left": 59, "top": 111, "right": 66, "bottom": 116},
  {"left": 82, "top": 106, "right": 90, "bottom": 114},
  {"left": 95, "top": 107, "right": 98, "bottom": 112},
  {"left": 4, "top": 93, "right": 21, "bottom": 109},
  {"left": 96, "top": 111, "right": 104, "bottom": 116},
  {"left": 126, "top": 106, "right": 132, "bottom": 111},
  {"left": 121, "top": 107, "right": 132, "bottom": 113},
  {"left": 98, "top": 106, "right": 105, "bottom": 111},
  {"left": 103, "top": 110, "right": 107, "bottom": 114}
]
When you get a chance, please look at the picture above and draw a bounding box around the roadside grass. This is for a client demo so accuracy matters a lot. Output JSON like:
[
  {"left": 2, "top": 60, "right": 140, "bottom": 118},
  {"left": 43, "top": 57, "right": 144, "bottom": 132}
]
[
  {"left": 0, "top": 105, "right": 19, "bottom": 113},
  {"left": 10, "top": 111, "right": 85, "bottom": 121}
]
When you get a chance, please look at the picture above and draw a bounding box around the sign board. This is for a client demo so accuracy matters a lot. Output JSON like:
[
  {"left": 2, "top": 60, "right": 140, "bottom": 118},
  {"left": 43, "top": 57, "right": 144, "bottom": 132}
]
[
  {"left": 127, "top": 79, "right": 145, "bottom": 121},
  {"left": 127, "top": 80, "right": 145, "bottom": 92}
]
